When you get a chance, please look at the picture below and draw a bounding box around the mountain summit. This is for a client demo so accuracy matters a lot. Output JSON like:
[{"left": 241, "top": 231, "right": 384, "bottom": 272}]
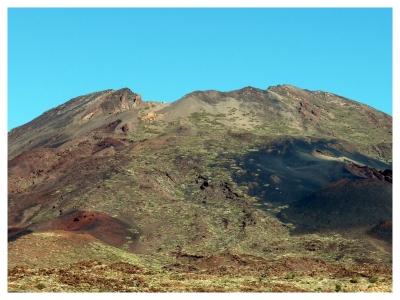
[
  {"left": 8, "top": 84, "right": 392, "bottom": 292},
  {"left": 9, "top": 84, "right": 391, "bottom": 162},
  {"left": 8, "top": 88, "right": 144, "bottom": 157}
]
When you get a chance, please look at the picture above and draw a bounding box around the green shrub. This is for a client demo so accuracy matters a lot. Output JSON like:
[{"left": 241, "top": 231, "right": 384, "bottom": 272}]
[
  {"left": 285, "top": 273, "right": 296, "bottom": 280},
  {"left": 36, "top": 283, "right": 46, "bottom": 290},
  {"left": 350, "top": 278, "right": 359, "bottom": 284},
  {"left": 369, "top": 277, "right": 378, "bottom": 283},
  {"left": 335, "top": 283, "right": 342, "bottom": 292}
]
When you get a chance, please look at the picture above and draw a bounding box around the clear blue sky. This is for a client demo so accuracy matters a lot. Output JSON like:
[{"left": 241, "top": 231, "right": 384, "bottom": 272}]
[{"left": 8, "top": 7, "right": 392, "bottom": 131}]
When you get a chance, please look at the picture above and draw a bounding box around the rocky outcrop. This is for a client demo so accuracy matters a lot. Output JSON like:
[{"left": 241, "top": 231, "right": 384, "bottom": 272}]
[
  {"left": 121, "top": 123, "right": 129, "bottom": 133},
  {"left": 299, "top": 98, "right": 320, "bottom": 119},
  {"left": 99, "top": 88, "right": 142, "bottom": 114},
  {"left": 345, "top": 163, "right": 392, "bottom": 183}
]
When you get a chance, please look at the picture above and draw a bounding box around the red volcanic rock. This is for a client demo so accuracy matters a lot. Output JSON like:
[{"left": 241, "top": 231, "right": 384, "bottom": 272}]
[
  {"left": 299, "top": 107, "right": 307, "bottom": 117},
  {"left": 50, "top": 211, "right": 99, "bottom": 231},
  {"left": 345, "top": 163, "right": 392, "bottom": 183},
  {"left": 95, "top": 119, "right": 122, "bottom": 133},
  {"left": 92, "top": 137, "right": 125, "bottom": 154},
  {"left": 300, "top": 99, "right": 310, "bottom": 107},
  {"left": 298, "top": 99, "right": 320, "bottom": 119},
  {"left": 47, "top": 211, "right": 139, "bottom": 248},
  {"left": 8, "top": 211, "right": 141, "bottom": 251}
]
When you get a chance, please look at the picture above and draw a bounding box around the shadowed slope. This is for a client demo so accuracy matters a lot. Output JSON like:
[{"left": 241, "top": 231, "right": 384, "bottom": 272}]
[
  {"left": 230, "top": 136, "right": 391, "bottom": 205},
  {"left": 367, "top": 221, "right": 392, "bottom": 244},
  {"left": 279, "top": 178, "right": 392, "bottom": 228}
]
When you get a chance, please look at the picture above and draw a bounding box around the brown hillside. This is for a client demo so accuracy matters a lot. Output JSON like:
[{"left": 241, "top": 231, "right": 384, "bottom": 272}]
[{"left": 8, "top": 84, "right": 392, "bottom": 292}]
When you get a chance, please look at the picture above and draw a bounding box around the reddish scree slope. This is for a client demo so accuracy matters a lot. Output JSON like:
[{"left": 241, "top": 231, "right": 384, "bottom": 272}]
[{"left": 8, "top": 210, "right": 140, "bottom": 250}]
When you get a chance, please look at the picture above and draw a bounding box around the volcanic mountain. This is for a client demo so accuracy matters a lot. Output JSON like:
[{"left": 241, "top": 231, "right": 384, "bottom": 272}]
[{"left": 8, "top": 84, "right": 392, "bottom": 292}]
